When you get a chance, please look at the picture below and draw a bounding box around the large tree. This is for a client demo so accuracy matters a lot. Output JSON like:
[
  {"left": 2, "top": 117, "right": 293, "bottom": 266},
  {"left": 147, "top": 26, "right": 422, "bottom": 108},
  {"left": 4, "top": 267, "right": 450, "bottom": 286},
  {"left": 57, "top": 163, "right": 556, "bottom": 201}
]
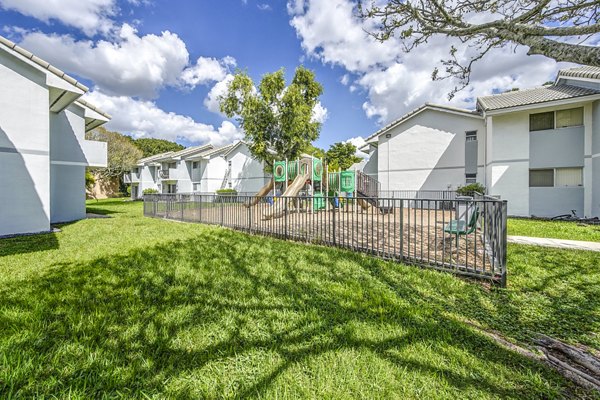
[
  {"left": 133, "top": 138, "right": 185, "bottom": 158},
  {"left": 325, "top": 142, "right": 362, "bottom": 171},
  {"left": 360, "top": 0, "right": 600, "bottom": 98},
  {"left": 86, "top": 127, "right": 143, "bottom": 179},
  {"left": 220, "top": 66, "right": 324, "bottom": 168}
]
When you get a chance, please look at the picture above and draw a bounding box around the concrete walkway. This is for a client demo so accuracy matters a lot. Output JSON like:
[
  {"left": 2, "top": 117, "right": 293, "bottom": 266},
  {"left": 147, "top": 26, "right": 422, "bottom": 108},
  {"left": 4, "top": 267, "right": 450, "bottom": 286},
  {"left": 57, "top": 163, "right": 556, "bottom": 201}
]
[{"left": 508, "top": 236, "right": 600, "bottom": 252}]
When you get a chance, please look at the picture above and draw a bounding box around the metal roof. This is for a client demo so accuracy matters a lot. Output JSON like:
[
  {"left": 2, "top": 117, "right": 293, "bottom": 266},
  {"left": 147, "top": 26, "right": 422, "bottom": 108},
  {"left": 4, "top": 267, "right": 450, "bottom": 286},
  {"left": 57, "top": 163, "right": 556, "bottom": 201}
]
[
  {"left": 558, "top": 66, "right": 600, "bottom": 80},
  {"left": 171, "top": 143, "right": 213, "bottom": 159},
  {"left": 477, "top": 84, "right": 600, "bottom": 112},
  {"left": 0, "top": 35, "right": 89, "bottom": 92},
  {"left": 198, "top": 143, "right": 236, "bottom": 158},
  {"left": 137, "top": 151, "right": 176, "bottom": 164},
  {"left": 0, "top": 34, "right": 110, "bottom": 121},
  {"left": 364, "top": 103, "right": 481, "bottom": 143},
  {"left": 75, "top": 99, "right": 112, "bottom": 120}
]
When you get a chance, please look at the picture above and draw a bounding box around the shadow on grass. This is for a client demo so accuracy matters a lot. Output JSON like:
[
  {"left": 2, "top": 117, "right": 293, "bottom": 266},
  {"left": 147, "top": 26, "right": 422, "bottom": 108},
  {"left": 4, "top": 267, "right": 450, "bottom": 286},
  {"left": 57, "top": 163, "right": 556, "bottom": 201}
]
[
  {"left": 0, "top": 231, "right": 59, "bottom": 257},
  {"left": 0, "top": 229, "right": 586, "bottom": 398},
  {"left": 85, "top": 206, "right": 123, "bottom": 216}
]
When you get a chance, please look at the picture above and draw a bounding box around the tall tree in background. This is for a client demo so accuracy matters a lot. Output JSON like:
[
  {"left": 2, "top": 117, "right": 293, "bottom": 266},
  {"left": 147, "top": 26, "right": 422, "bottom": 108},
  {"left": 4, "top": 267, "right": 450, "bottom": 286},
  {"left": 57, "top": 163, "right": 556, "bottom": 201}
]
[
  {"left": 360, "top": 1, "right": 600, "bottom": 98},
  {"left": 133, "top": 138, "right": 185, "bottom": 158},
  {"left": 220, "top": 66, "right": 324, "bottom": 168},
  {"left": 86, "top": 127, "right": 143, "bottom": 179},
  {"left": 325, "top": 142, "right": 362, "bottom": 171}
]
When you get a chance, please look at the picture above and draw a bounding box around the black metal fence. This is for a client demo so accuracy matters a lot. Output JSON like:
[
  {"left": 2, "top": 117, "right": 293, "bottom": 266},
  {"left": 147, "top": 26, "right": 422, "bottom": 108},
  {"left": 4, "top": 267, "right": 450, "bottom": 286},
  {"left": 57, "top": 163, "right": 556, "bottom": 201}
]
[{"left": 143, "top": 193, "right": 508, "bottom": 286}]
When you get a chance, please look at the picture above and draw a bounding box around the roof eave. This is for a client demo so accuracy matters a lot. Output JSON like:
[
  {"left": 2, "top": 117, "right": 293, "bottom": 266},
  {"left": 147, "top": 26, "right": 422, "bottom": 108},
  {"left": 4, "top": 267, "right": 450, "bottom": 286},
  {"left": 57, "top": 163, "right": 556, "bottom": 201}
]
[{"left": 483, "top": 93, "right": 600, "bottom": 115}]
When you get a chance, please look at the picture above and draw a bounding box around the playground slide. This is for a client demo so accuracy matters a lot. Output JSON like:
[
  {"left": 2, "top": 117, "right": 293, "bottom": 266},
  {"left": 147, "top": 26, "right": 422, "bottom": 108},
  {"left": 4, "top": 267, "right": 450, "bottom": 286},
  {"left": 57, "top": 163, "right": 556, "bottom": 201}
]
[
  {"left": 357, "top": 198, "right": 370, "bottom": 211},
  {"left": 263, "top": 171, "right": 310, "bottom": 220},
  {"left": 244, "top": 180, "right": 274, "bottom": 208}
]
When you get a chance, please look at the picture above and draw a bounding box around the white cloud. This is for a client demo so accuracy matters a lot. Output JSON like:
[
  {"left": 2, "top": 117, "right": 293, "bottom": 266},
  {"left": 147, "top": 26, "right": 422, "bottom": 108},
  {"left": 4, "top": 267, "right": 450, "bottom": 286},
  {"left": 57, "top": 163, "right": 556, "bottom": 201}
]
[
  {"left": 181, "top": 56, "right": 236, "bottom": 89},
  {"left": 257, "top": 4, "right": 272, "bottom": 11},
  {"left": 85, "top": 91, "right": 243, "bottom": 146},
  {"left": 0, "top": 0, "right": 117, "bottom": 36},
  {"left": 204, "top": 74, "right": 235, "bottom": 114},
  {"left": 288, "top": 0, "right": 398, "bottom": 72},
  {"left": 19, "top": 24, "right": 189, "bottom": 98},
  {"left": 17, "top": 25, "right": 236, "bottom": 99},
  {"left": 344, "top": 136, "right": 368, "bottom": 158},
  {"left": 288, "top": 0, "right": 572, "bottom": 125},
  {"left": 311, "top": 102, "right": 328, "bottom": 123}
]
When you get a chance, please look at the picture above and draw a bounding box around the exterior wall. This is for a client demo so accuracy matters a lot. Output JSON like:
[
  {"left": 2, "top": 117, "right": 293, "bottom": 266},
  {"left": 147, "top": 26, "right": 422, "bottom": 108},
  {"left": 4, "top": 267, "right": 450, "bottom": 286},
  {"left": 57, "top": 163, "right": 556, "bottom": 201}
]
[
  {"left": 175, "top": 161, "right": 193, "bottom": 193},
  {"left": 139, "top": 166, "right": 158, "bottom": 197},
  {"left": 228, "top": 144, "right": 268, "bottom": 193},
  {"left": 490, "top": 102, "right": 591, "bottom": 217},
  {"left": 376, "top": 109, "right": 485, "bottom": 191},
  {"left": 530, "top": 188, "right": 584, "bottom": 217},
  {"left": 529, "top": 126, "right": 584, "bottom": 168},
  {"left": 49, "top": 105, "right": 88, "bottom": 223},
  {"left": 203, "top": 156, "right": 228, "bottom": 192},
  {"left": 51, "top": 164, "right": 86, "bottom": 223},
  {"left": 0, "top": 50, "right": 51, "bottom": 236},
  {"left": 592, "top": 101, "right": 600, "bottom": 217},
  {"left": 362, "top": 149, "right": 378, "bottom": 178}
]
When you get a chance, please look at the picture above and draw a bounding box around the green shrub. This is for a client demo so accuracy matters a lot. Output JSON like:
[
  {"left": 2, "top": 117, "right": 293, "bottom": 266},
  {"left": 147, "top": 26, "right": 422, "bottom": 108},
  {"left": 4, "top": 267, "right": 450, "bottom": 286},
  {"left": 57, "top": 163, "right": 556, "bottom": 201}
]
[
  {"left": 85, "top": 170, "right": 96, "bottom": 191},
  {"left": 216, "top": 189, "right": 237, "bottom": 195},
  {"left": 143, "top": 188, "right": 159, "bottom": 195},
  {"left": 126, "top": 186, "right": 132, "bottom": 196},
  {"left": 456, "top": 183, "right": 485, "bottom": 196}
]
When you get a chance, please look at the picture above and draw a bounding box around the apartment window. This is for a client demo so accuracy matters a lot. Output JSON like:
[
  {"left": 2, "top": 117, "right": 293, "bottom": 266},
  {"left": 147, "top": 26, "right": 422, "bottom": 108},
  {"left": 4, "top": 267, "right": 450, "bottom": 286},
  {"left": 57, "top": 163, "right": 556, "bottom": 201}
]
[
  {"left": 465, "top": 131, "right": 477, "bottom": 142},
  {"left": 192, "top": 162, "right": 198, "bottom": 169},
  {"left": 465, "top": 173, "right": 477, "bottom": 184},
  {"left": 168, "top": 162, "right": 176, "bottom": 169},
  {"left": 529, "top": 169, "right": 554, "bottom": 187},
  {"left": 193, "top": 183, "right": 199, "bottom": 191},
  {"left": 228, "top": 160, "right": 232, "bottom": 167},
  {"left": 555, "top": 167, "right": 583, "bottom": 187},
  {"left": 228, "top": 182, "right": 232, "bottom": 188},
  {"left": 530, "top": 112, "right": 554, "bottom": 131},
  {"left": 556, "top": 107, "right": 583, "bottom": 128},
  {"left": 529, "top": 168, "right": 583, "bottom": 187}
]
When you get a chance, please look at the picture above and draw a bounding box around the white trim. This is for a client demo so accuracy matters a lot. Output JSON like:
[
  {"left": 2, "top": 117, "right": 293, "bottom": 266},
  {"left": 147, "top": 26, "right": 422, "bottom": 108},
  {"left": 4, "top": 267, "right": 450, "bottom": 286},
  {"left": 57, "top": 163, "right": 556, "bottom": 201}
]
[
  {"left": 51, "top": 160, "right": 87, "bottom": 166},
  {"left": 557, "top": 76, "right": 600, "bottom": 85},
  {"left": 592, "top": 153, "right": 600, "bottom": 159}
]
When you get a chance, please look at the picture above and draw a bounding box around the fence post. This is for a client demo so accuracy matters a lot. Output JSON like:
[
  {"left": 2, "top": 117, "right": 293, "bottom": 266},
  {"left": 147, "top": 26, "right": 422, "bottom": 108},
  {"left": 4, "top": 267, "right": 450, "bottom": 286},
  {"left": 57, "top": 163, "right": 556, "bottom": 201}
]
[
  {"left": 332, "top": 201, "right": 336, "bottom": 246},
  {"left": 399, "top": 199, "right": 404, "bottom": 261},
  {"left": 284, "top": 198, "right": 288, "bottom": 240},
  {"left": 220, "top": 196, "right": 224, "bottom": 226},
  {"left": 180, "top": 194, "right": 184, "bottom": 221},
  {"left": 500, "top": 200, "right": 508, "bottom": 287},
  {"left": 248, "top": 198, "right": 252, "bottom": 232}
]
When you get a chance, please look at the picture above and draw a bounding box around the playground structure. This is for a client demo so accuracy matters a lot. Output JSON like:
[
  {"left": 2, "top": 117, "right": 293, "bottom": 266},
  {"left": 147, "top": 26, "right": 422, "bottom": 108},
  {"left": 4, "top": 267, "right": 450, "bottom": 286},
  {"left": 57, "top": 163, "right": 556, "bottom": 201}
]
[{"left": 250, "top": 155, "right": 383, "bottom": 220}]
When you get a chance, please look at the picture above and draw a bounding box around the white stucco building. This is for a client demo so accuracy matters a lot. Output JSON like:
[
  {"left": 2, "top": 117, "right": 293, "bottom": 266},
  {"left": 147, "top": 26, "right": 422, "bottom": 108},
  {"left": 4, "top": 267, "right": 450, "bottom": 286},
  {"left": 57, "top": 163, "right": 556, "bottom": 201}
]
[
  {"left": 126, "top": 141, "right": 269, "bottom": 198},
  {"left": 0, "top": 36, "right": 109, "bottom": 237},
  {"left": 361, "top": 66, "right": 600, "bottom": 218}
]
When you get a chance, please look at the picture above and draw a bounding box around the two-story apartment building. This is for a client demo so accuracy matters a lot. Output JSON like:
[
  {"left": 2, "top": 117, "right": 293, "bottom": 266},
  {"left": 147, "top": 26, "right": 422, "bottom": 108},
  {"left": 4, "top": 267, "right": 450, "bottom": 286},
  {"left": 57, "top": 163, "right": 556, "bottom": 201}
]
[
  {"left": 360, "top": 66, "right": 600, "bottom": 217},
  {"left": 126, "top": 140, "right": 269, "bottom": 198},
  {"left": 0, "top": 35, "right": 109, "bottom": 237}
]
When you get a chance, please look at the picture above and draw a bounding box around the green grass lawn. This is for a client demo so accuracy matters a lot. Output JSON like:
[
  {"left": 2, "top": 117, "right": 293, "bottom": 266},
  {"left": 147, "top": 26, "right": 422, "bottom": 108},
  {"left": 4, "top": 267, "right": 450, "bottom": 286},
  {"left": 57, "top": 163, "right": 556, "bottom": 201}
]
[
  {"left": 508, "top": 218, "right": 600, "bottom": 242},
  {"left": 1, "top": 199, "right": 599, "bottom": 399}
]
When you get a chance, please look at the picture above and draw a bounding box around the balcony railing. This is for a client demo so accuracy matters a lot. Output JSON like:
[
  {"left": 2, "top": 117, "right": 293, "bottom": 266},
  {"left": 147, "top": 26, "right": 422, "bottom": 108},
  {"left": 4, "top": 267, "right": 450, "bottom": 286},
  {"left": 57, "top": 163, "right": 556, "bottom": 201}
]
[{"left": 159, "top": 168, "right": 178, "bottom": 180}]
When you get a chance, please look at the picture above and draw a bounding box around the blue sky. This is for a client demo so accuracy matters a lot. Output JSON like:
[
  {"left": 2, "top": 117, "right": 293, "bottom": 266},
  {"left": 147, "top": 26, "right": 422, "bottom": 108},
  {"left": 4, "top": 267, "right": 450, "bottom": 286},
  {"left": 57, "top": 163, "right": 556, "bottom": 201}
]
[{"left": 0, "top": 0, "right": 571, "bottom": 150}]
